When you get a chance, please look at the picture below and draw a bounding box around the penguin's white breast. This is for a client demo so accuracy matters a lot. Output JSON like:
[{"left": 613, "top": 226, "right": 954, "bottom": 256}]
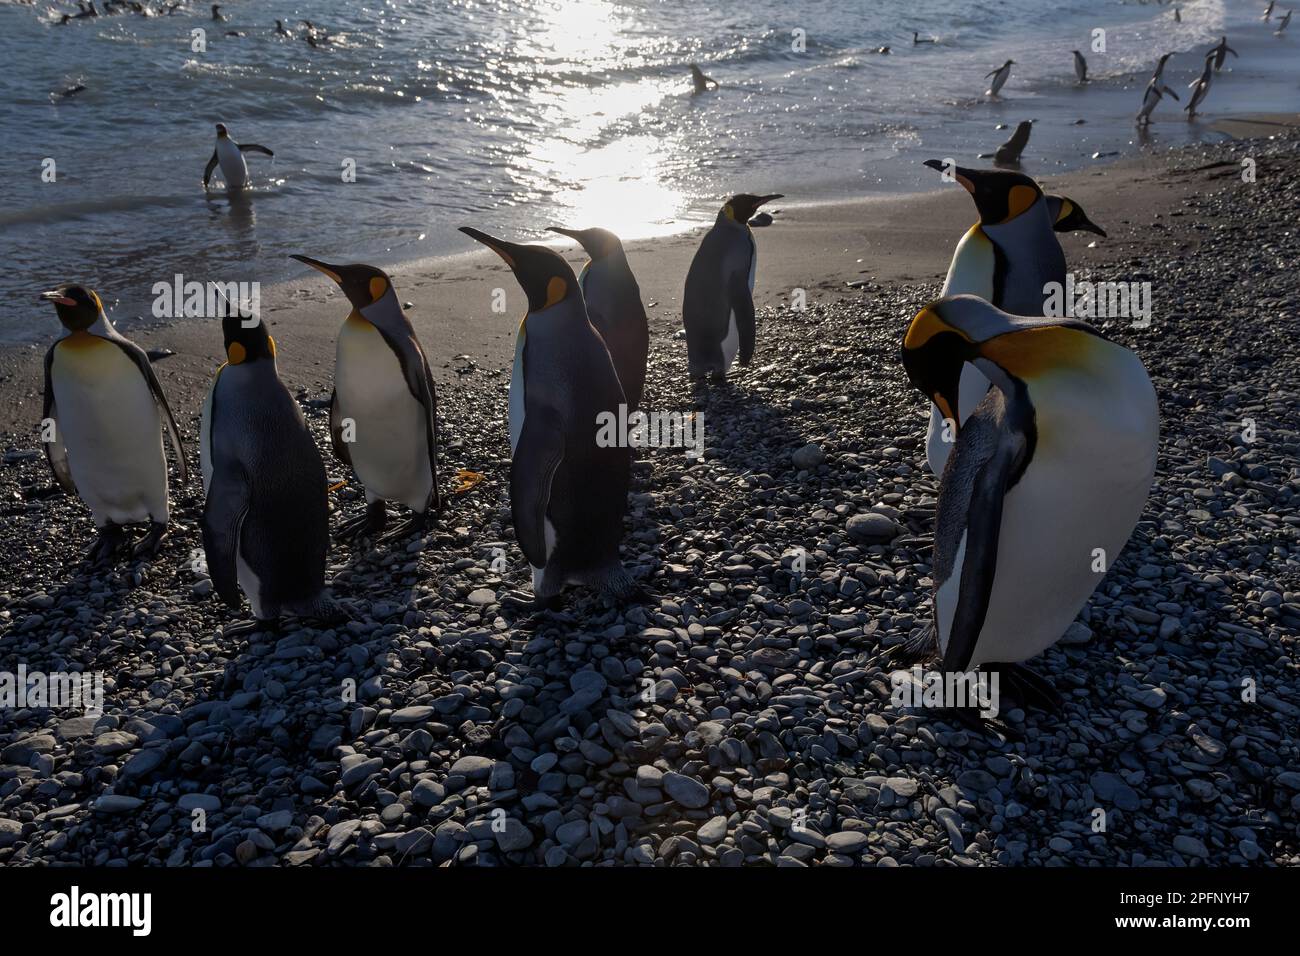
[
  {"left": 336, "top": 317, "right": 430, "bottom": 506},
  {"left": 216, "top": 137, "right": 249, "bottom": 187},
  {"left": 51, "top": 335, "right": 167, "bottom": 523}
]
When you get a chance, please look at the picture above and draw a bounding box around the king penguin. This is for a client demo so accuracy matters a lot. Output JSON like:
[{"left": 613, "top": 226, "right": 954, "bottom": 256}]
[
  {"left": 547, "top": 225, "right": 649, "bottom": 409},
  {"left": 985, "top": 59, "right": 1014, "bottom": 96},
  {"left": 290, "top": 255, "right": 441, "bottom": 541},
  {"left": 1072, "top": 50, "right": 1088, "bottom": 84},
  {"left": 1208, "top": 36, "right": 1238, "bottom": 71},
  {"left": 681, "top": 193, "right": 783, "bottom": 383},
  {"left": 920, "top": 161, "right": 1066, "bottom": 475},
  {"left": 1184, "top": 59, "right": 1213, "bottom": 119},
  {"left": 1137, "top": 77, "right": 1179, "bottom": 126},
  {"left": 203, "top": 123, "right": 274, "bottom": 190},
  {"left": 459, "top": 226, "right": 635, "bottom": 607},
  {"left": 40, "top": 285, "right": 187, "bottom": 563},
  {"left": 200, "top": 313, "right": 340, "bottom": 634},
  {"left": 899, "top": 294, "right": 1158, "bottom": 708},
  {"left": 1044, "top": 194, "right": 1107, "bottom": 237}
]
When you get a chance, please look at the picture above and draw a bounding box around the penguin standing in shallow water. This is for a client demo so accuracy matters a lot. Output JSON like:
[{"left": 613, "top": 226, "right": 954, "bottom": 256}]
[
  {"left": 200, "top": 314, "right": 340, "bottom": 635},
  {"left": 547, "top": 226, "right": 649, "bottom": 409},
  {"left": 290, "top": 255, "right": 441, "bottom": 541},
  {"left": 899, "top": 295, "right": 1158, "bottom": 710},
  {"left": 1208, "top": 36, "right": 1238, "bottom": 71},
  {"left": 40, "top": 285, "right": 187, "bottom": 563},
  {"left": 203, "top": 123, "right": 273, "bottom": 190},
  {"left": 920, "top": 161, "right": 1066, "bottom": 474},
  {"left": 459, "top": 227, "right": 635, "bottom": 608},
  {"left": 1072, "top": 50, "right": 1089, "bottom": 83},
  {"left": 682, "top": 193, "right": 782, "bottom": 383},
  {"left": 1137, "top": 77, "right": 1180, "bottom": 125},
  {"left": 985, "top": 59, "right": 1014, "bottom": 96}
]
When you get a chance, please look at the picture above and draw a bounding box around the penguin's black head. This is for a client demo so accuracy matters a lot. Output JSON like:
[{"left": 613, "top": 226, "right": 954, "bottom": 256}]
[
  {"left": 547, "top": 225, "right": 624, "bottom": 261},
  {"left": 924, "top": 160, "right": 1041, "bottom": 225},
  {"left": 722, "top": 193, "right": 784, "bottom": 224},
  {"left": 215, "top": 122, "right": 228, "bottom": 138},
  {"left": 221, "top": 313, "right": 276, "bottom": 365},
  {"left": 1046, "top": 194, "right": 1107, "bottom": 237},
  {"left": 901, "top": 301, "right": 973, "bottom": 438},
  {"left": 458, "top": 227, "right": 579, "bottom": 314},
  {"left": 290, "top": 255, "right": 395, "bottom": 311},
  {"left": 40, "top": 284, "right": 101, "bottom": 331}
]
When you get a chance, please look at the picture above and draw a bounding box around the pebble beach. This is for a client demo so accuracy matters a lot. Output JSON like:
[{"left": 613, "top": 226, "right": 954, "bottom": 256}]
[{"left": 1, "top": 125, "right": 1299, "bottom": 869}]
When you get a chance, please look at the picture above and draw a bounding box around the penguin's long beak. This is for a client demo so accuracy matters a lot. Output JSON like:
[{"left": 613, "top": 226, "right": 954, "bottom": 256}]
[
  {"left": 756, "top": 194, "right": 784, "bottom": 206},
  {"left": 1078, "top": 218, "right": 1107, "bottom": 238},
  {"left": 547, "top": 226, "right": 582, "bottom": 241},
  {"left": 459, "top": 227, "right": 523, "bottom": 270},
  {"left": 40, "top": 291, "right": 76, "bottom": 306},
  {"left": 924, "top": 158, "right": 977, "bottom": 193},
  {"left": 290, "top": 254, "right": 343, "bottom": 284}
]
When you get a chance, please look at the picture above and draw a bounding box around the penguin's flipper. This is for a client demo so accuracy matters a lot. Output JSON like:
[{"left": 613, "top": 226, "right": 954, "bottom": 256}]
[
  {"left": 940, "top": 398, "right": 1029, "bottom": 674},
  {"left": 110, "top": 337, "right": 189, "bottom": 482},
  {"left": 41, "top": 347, "right": 77, "bottom": 494},
  {"left": 328, "top": 389, "right": 353, "bottom": 468},
  {"left": 510, "top": 405, "right": 564, "bottom": 569},
  {"left": 730, "top": 273, "right": 756, "bottom": 366},
  {"left": 239, "top": 144, "right": 274, "bottom": 157},
  {"left": 203, "top": 150, "right": 218, "bottom": 187},
  {"left": 201, "top": 466, "right": 249, "bottom": 609},
  {"left": 377, "top": 324, "right": 442, "bottom": 512}
]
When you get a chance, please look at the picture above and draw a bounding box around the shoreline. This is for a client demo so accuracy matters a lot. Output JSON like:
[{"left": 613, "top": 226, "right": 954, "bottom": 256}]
[{"left": 2, "top": 111, "right": 1295, "bottom": 440}]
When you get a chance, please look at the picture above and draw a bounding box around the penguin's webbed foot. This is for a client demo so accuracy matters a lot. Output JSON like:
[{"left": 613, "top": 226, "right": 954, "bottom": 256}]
[
  {"left": 932, "top": 706, "right": 1023, "bottom": 743},
  {"left": 131, "top": 521, "right": 168, "bottom": 559},
  {"left": 221, "top": 618, "right": 281, "bottom": 639},
  {"left": 87, "top": 524, "right": 129, "bottom": 566},
  {"left": 988, "top": 662, "right": 1063, "bottom": 712},
  {"left": 337, "top": 500, "right": 387, "bottom": 542},
  {"left": 379, "top": 510, "right": 429, "bottom": 544}
]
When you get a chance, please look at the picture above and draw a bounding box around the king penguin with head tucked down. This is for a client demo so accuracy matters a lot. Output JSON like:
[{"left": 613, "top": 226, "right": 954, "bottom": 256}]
[
  {"left": 900, "top": 295, "right": 1158, "bottom": 708},
  {"left": 200, "top": 313, "right": 340, "bottom": 635},
  {"left": 547, "top": 226, "right": 649, "bottom": 409},
  {"left": 459, "top": 226, "right": 635, "bottom": 608},
  {"left": 920, "top": 161, "right": 1066, "bottom": 475},
  {"left": 682, "top": 193, "right": 783, "bottom": 383},
  {"left": 40, "top": 285, "right": 188, "bottom": 563},
  {"left": 290, "top": 255, "right": 441, "bottom": 541}
]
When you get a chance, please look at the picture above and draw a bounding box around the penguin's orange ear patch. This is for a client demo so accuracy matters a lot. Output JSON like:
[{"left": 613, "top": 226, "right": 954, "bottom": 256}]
[
  {"left": 1004, "top": 184, "right": 1038, "bottom": 221},
  {"left": 543, "top": 276, "right": 567, "bottom": 309},
  {"left": 90, "top": 290, "right": 103, "bottom": 312},
  {"left": 267, "top": 336, "right": 277, "bottom": 358},
  {"left": 227, "top": 342, "right": 247, "bottom": 364},
  {"left": 369, "top": 277, "right": 388, "bottom": 302}
]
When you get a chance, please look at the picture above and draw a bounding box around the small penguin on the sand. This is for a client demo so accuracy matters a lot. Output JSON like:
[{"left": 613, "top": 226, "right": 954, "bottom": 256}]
[
  {"left": 682, "top": 193, "right": 783, "bottom": 382},
  {"left": 1137, "top": 77, "right": 1179, "bottom": 125},
  {"left": 547, "top": 226, "right": 649, "bottom": 410},
  {"left": 895, "top": 295, "right": 1158, "bottom": 714},
  {"left": 985, "top": 59, "right": 1014, "bottom": 96},
  {"left": 203, "top": 123, "right": 274, "bottom": 191},
  {"left": 200, "top": 313, "right": 342, "bottom": 635},
  {"left": 40, "top": 285, "right": 188, "bottom": 563},
  {"left": 459, "top": 227, "right": 637, "bottom": 609}
]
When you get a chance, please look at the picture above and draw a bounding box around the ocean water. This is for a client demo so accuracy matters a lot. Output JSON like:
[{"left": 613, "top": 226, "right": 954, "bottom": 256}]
[{"left": 0, "top": 0, "right": 1295, "bottom": 341}]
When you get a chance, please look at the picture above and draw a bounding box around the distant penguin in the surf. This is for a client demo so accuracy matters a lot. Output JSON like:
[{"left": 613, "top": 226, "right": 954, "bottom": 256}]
[
  {"left": 1072, "top": 50, "right": 1088, "bottom": 83},
  {"left": 1137, "top": 77, "right": 1179, "bottom": 125},
  {"left": 290, "top": 255, "right": 443, "bottom": 542},
  {"left": 1044, "top": 195, "right": 1107, "bottom": 237},
  {"left": 1275, "top": 9, "right": 1291, "bottom": 34},
  {"left": 682, "top": 193, "right": 784, "bottom": 382},
  {"left": 275, "top": 19, "right": 290, "bottom": 36},
  {"left": 1208, "top": 36, "right": 1238, "bottom": 70},
  {"left": 201, "top": 314, "right": 342, "bottom": 636},
  {"left": 548, "top": 226, "right": 649, "bottom": 410},
  {"left": 919, "top": 160, "right": 1066, "bottom": 474},
  {"left": 1263, "top": 1, "right": 1276, "bottom": 20},
  {"left": 203, "top": 123, "right": 274, "bottom": 191},
  {"left": 211, "top": 3, "right": 225, "bottom": 21},
  {"left": 1174, "top": 7, "right": 1181, "bottom": 23},
  {"left": 985, "top": 59, "right": 1014, "bottom": 96},
  {"left": 690, "top": 64, "right": 719, "bottom": 94},
  {"left": 458, "top": 226, "right": 636, "bottom": 609},
  {"left": 40, "top": 285, "right": 188, "bottom": 564}
]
